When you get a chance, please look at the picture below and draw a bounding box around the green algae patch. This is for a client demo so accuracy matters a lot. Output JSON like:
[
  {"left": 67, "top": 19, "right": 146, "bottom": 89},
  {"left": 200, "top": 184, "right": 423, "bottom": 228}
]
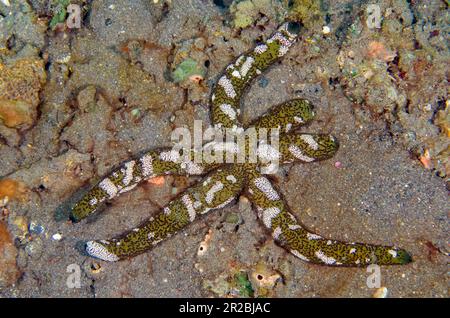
[{"left": 171, "top": 58, "right": 205, "bottom": 83}]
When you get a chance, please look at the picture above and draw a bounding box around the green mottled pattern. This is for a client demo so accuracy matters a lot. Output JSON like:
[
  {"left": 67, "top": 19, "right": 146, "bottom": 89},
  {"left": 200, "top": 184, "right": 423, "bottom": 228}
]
[
  {"left": 246, "top": 172, "right": 411, "bottom": 266},
  {"left": 70, "top": 186, "right": 108, "bottom": 221},
  {"left": 211, "top": 23, "right": 301, "bottom": 128},
  {"left": 252, "top": 99, "right": 315, "bottom": 133},
  {"left": 279, "top": 133, "right": 338, "bottom": 163},
  {"left": 70, "top": 148, "right": 219, "bottom": 222}
]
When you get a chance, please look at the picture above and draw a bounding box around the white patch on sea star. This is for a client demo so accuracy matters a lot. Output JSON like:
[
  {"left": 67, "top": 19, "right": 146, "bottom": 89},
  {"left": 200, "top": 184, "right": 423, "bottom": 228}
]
[
  {"left": 119, "top": 183, "right": 137, "bottom": 194},
  {"left": 291, "top": 250, "right": 309, "bottom": 261},
  {"left": 160, "top": 150, "right": 181, "bottom": 163},
  {"left": 300, "top": 135, "right": 319, "bottom": 150},
  {"left": 99, "top": 178, "right": 118, "bottom": 198},
  {"left": 181, "top": 161, "right": 203, "bottom": 175},
  {"left": 254, "top": 44, "right": 268, "bottom": 54},
  {"left": 388, "top": 249, "right": 397, "bottom": 258},
  {"left": 205, "top": 181, "right": 224, "bottom": 204},
  {"left": 203, "top": 177, "right": 212, "bottom": 186},
  {"left": 257, "top": 143, "right": 281, "bottom": 162},
  {"left": 261, "top": 207, "right": 281, "bottom": 228},
  {"left": 182, "top": 194, "right": 196, "bottom": 222},
  {"left": 219, "top": 103, "right": 237, "bottom": 120},
  {"left": 218, "top": 76, "right": 237, "bottom": 99},
  {"left": 294, "top": 116, "right": 304, "bottom": 123},
  {"left": 193, "top": 201, "right": 202, "bottom": 209},
  {"left": 86, "top": 241, "right": 119, "bottom": 262},
  {"left": 231, "top": 70, "right": 241, "bottom": 79},
  {"left": 288, "top": 144, "right": 315, "bottom": 162},
  {"left": 272, "top": 226, "right": 282, "bottom": 240},
  {"left": 285, "top": 123, "right": 292, "bottom": 132},
  {"left": 315, "top": 250, "right": 337, "bottom": 265},
  {"left": 213, "top": 196, "right": 234, "bottom": 210},
  {"left": 140, "top": 154, "right": 154, "bottom": 177},
  {"left": 122, "top": 160, "right": 135, "bottom": 186},
  {"left": 152, "top": 239, "right": 163, "bottom": 245},
  {"left": 207, "top": 141, "right": 240, "bottom": 154},
  {"left": 226, "top": 175, "right": 237, "bottom": 183},
  {"left": 307, "top": 233, "right": 322, "bottom": 240},
  {"left": 240, "top": 56, "right": 254, "bottom": 77},
  {"left": 234, "top": 55, "right": 245, "bottom": 66},
  {"left": 254, "top": 177, "right": 280, "bottom": 201}
]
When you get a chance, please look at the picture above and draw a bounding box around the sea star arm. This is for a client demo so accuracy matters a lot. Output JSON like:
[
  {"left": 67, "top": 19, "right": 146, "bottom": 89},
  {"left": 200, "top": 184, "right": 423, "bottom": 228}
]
[
  {"left": 246, "top": 173, "right": 412, "bottom": 266},
  {"left": 256, "top": 133, "right": 338, "bottom": 174},
  {"left": 250, "top": 99, "right": 315, "bottom": 134},
  {"left": 85, "top": 165, "right": 245, "bottom": 261},
  {"left": 278, "top": 133, "right": 339, "bottom": 163},
  {"left": 211, "top": 22, "right": 301, "bottom": 129},
  {"left": 70, "top": 148, "right": 220, "bottom": 222}
]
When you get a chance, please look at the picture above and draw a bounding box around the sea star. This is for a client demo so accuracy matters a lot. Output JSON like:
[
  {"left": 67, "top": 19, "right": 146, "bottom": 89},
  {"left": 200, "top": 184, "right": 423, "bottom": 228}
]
[{"left": 69, "top": 22, "right": 412, "bottom": 266}]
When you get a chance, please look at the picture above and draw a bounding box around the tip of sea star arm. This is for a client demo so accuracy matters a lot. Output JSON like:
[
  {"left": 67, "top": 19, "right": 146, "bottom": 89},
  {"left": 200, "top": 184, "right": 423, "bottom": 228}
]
[
  {"left": 86, "top": 241, "right": 120, "bottom": 262},
  {"left": 370, "top": 246, "right": 413, "bottom": 266},
  {"left": 315, "top": 134, "right": 339, "bottom": 160},
  {"left": 69, "top": 207, "right": 83, "bottom": 223},
  {"left": 390, "top": 248, "right": 413, "bottom": 265},
  {"left": 70, "top": 201, "right": 97, "bottom": 223},
  {"left": 67, "top": 186, "right": 106, "bottom": 223}
]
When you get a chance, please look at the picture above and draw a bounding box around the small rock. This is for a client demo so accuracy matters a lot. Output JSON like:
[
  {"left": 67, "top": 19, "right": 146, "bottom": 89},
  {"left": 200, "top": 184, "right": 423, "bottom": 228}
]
[
  {"left": 197, "top": 229, "right": 212, "bottom": 256},
  {"left": 0, "top": 179, "right": 27, "bottom": 202},
  {"left": 322, "top": 26, "right": 331, "bottom": 35},
  {"left": 373, "top": 286, "right": 389, "bottom": 298},
  {"left": 0, "top": 58, "right": 46, "bottom": 128},
  {"left": 29, "top": 221, "right": 45, "bottom": 235},
  {"left": 250, "top": 262, "right": 281, "bottom": 296},
  {"left": 194, "top": 263, "right": 204, "bottom": 273},
  {"left": 12, "top": 216, "right": 28, "bottom": 240},
  {"left": 52, "top": 233, "right": 63, "bottom": 241}
]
